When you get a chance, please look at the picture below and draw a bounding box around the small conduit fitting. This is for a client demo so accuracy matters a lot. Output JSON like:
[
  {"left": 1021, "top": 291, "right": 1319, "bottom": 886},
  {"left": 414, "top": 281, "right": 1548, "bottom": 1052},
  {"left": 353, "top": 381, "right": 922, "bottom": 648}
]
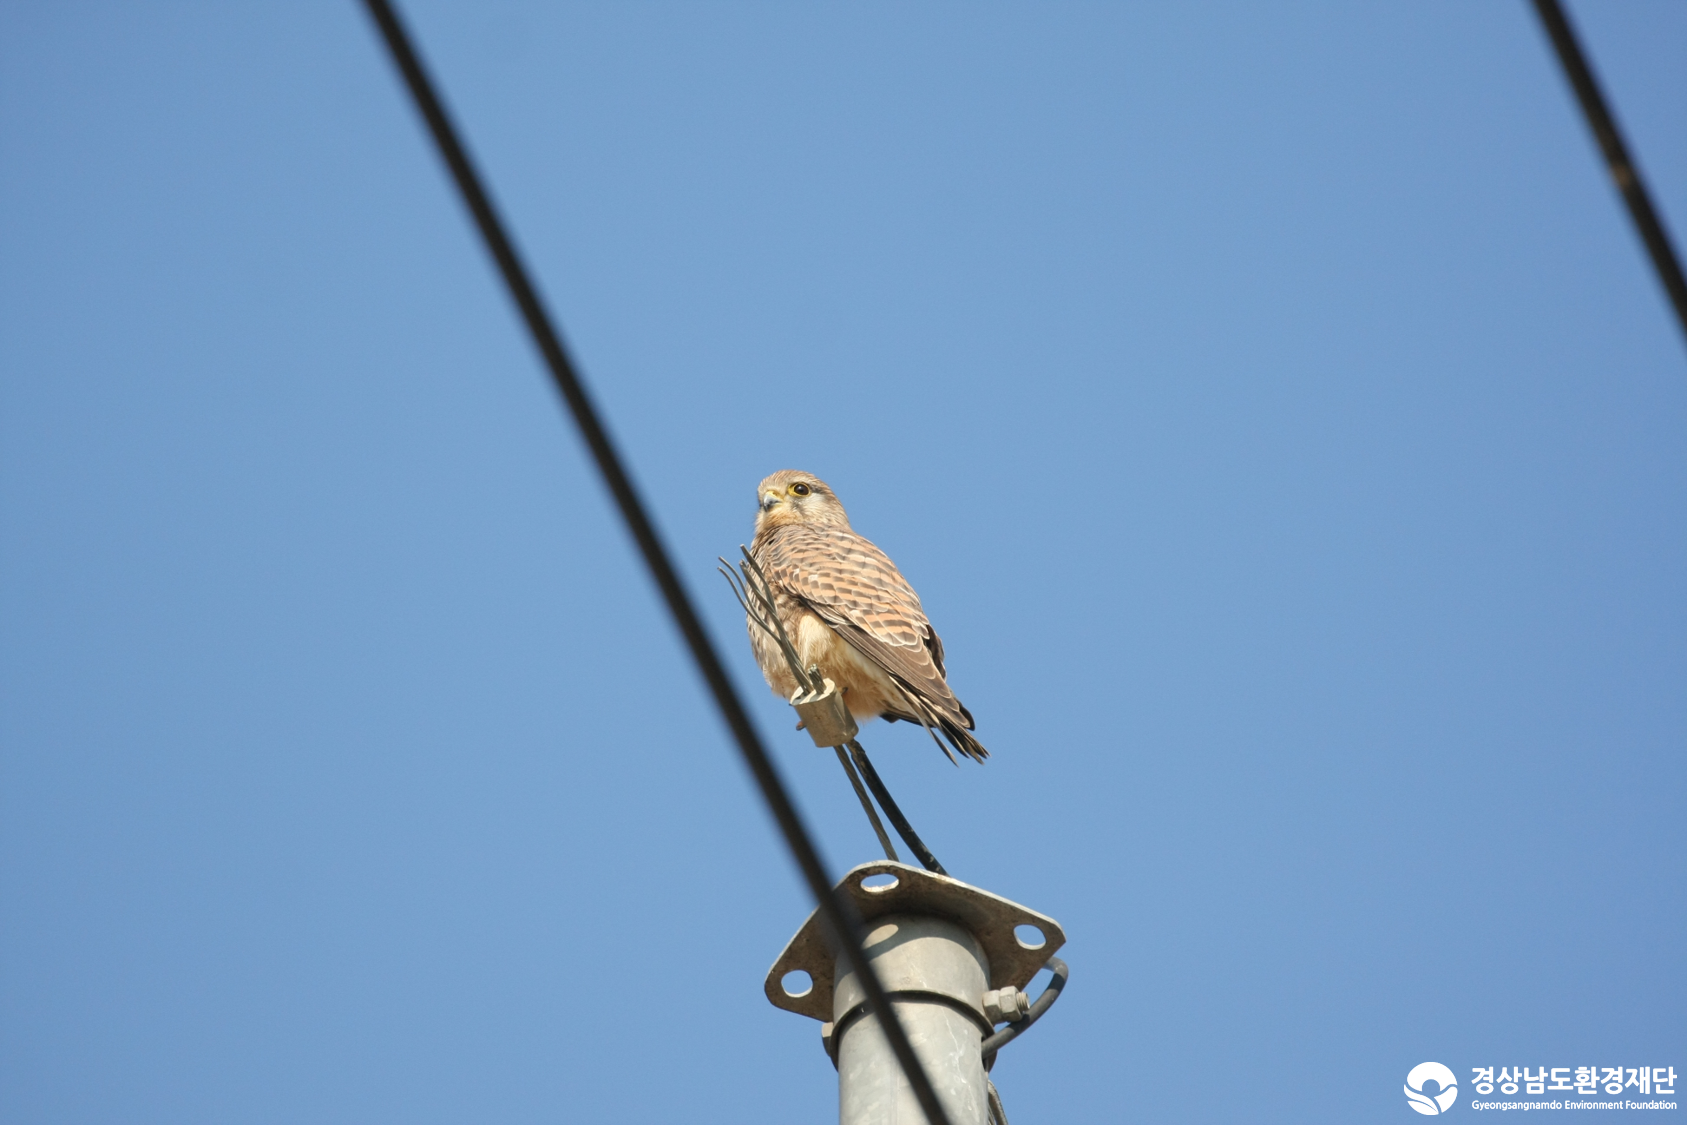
[{"left": 791, "top": 677, "right": 859, "bottom": 748}]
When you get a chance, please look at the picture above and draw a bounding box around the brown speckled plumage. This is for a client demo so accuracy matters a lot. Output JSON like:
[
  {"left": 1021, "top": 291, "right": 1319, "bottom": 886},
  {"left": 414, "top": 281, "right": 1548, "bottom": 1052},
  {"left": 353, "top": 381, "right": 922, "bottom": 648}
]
[{"left": 747, "top": 470, "right": 987, "bottom": 764}]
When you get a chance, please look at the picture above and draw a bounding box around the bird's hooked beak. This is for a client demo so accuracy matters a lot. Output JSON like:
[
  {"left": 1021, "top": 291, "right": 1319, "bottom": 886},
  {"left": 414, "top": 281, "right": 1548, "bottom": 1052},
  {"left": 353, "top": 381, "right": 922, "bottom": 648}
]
[{"left": 760, "top": 490, "right": 782, "bottom": 513}]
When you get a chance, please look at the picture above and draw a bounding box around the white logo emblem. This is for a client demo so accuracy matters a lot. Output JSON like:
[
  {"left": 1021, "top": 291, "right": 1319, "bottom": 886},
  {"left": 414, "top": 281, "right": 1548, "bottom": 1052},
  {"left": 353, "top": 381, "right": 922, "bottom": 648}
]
[{"left": 1405, "top": 1062, "right": 1459, "bottom": 1115}]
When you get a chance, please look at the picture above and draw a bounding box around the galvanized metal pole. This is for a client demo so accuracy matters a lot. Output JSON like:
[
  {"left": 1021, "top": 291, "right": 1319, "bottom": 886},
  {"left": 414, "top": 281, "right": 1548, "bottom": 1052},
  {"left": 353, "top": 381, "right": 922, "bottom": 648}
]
[{"left": 834, "top": 915, "right": 992, "bottom": 1125}]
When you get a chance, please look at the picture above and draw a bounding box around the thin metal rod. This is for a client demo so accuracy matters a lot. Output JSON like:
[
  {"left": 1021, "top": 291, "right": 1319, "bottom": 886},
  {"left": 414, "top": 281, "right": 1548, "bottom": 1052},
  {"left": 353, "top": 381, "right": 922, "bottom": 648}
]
[
  {"left": 848, "top": 740, "right": 947, "bottom": 876},
  {"left": 1530, "top": 0, "right": 1687, "bottom": 346},
  {"left": 834, "top": 746, "right": 900, "bottom": 862},
  {"left": 355, "top": 4, "right": 954, "bottom": 1123},
  {"left": 736, "top": 547, "right": 818, "bottom": 693}
]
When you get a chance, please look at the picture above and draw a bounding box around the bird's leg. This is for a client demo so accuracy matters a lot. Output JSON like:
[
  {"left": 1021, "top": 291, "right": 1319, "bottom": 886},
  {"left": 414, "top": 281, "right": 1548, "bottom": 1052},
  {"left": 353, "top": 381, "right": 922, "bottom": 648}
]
[
  {"left": 833, "top": 745, "right": 899, "bottom": 862},
  {"left": 848, "top": 739, "right": 947, "bottom": 876}
]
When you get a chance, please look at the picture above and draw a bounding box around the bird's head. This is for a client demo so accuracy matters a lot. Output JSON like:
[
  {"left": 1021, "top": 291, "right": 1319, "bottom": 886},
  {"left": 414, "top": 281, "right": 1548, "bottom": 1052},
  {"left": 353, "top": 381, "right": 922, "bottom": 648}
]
[{"left": 755, "top": 470, "right": 850, "bottom": 532}]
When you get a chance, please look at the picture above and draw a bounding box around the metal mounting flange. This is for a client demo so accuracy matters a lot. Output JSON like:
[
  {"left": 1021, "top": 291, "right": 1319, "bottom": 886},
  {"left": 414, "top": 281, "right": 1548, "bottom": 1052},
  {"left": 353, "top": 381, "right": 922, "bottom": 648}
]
[{"left": 765, "top": 861, "right": 1066, "bottom": 1023}]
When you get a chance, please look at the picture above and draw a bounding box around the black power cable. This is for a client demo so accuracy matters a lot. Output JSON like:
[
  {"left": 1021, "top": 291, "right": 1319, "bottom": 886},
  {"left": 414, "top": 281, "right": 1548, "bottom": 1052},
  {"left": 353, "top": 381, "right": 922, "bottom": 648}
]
[
  {"left": 355, "top": 3, "right": 956, "bottom": 1123},
  {"left": 1530, "top": 0, "right": 1687, "bottom": 347},
  {"left": 848, "top": 739, "right": 947, "bottom": 875}
]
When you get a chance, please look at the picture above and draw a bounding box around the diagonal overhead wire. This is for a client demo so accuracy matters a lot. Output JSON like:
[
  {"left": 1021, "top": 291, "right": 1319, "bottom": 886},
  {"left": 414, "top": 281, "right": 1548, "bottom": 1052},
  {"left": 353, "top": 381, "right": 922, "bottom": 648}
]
[
  {"left": 1530, "top": 0, "right": 1687, "bottom": 348},
  {"left": 354, "top": 2, "right": 956, "bottom": 1122}
]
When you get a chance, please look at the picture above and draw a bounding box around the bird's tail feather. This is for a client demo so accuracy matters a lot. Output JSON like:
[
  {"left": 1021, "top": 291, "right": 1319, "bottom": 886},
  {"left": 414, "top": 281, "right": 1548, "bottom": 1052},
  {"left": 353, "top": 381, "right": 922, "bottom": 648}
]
[
  {"left": 888, "top": 679, "right": 989, "bottom": 765},
  {"left": 937, "top": 718, "right": 990, "bottom": 764}
]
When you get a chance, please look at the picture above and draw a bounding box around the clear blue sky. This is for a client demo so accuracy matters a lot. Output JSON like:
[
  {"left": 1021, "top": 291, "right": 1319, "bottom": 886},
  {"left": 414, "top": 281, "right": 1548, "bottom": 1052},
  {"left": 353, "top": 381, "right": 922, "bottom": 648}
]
[{"left": 2, "top": 3, "right": 1683, "bottom": 1122}]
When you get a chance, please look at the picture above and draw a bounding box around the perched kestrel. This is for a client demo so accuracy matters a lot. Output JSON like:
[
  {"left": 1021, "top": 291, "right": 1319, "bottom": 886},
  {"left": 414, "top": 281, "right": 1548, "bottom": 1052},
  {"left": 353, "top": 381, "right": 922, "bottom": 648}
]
[{"left": 747, "top": 470, "right": 987, "bottom": 763}]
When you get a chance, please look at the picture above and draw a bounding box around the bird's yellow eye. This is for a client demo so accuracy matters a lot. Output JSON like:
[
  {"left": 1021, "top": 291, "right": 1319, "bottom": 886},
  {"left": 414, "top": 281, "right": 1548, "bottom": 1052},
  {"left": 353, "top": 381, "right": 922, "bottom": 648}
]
[{"left": 791, "top": 482, "right": 812, "bottom": 497}]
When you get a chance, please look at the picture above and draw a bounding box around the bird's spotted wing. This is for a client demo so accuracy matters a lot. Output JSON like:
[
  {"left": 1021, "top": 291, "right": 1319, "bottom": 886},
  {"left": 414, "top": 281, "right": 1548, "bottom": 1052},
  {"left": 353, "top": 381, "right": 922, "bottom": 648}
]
[{"left": 755, "top": 525, "right": 968, "bottom": 722}]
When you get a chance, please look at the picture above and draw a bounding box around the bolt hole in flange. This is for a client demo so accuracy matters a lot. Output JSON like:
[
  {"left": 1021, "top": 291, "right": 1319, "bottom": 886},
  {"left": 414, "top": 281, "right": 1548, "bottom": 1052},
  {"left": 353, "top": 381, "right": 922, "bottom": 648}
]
[
  {"left": 781, "top": 970, "right": 813, "bottom": 998},
  {"left": 860, "top": 873, "right": 899, "bottom": 893},
  {"left": 1013, "top": 923, "right": 1046, "bottom": 950}
]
